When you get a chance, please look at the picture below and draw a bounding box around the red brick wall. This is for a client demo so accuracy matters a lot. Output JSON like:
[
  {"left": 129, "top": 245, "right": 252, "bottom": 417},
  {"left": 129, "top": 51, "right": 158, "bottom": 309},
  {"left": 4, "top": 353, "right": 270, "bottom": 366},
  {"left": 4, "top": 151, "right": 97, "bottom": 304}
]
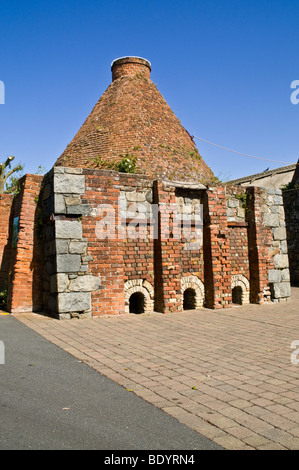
[
  {"left": 203, "top": 187, "right": 232, "bottom": 308},
  {"left": 228, "top": 226, "right": 250, "bottom": 279},
  {"left": 153, "top": 181, "right": 182, "bottom": 312},
  {"left": 119, "top": 174, "right": 155, "bottom": 291},
  {"left": 7, "top": 174, "right": 44, "bottom": 313},
  {"left": 226, "top": 187, "right": 250, "bottom": 280},
  {"left": 0, "top": 194, "right": 14, "bottom": 291},
  {"left": 82, "top": 170, "right": 125, "bottom": 316}
]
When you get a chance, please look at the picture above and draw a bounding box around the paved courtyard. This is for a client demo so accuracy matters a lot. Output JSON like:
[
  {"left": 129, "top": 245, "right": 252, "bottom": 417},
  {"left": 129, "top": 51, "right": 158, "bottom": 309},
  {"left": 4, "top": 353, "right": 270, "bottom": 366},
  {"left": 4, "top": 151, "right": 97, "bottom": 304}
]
[{"left": 15, "top": 287, "right": 299, "bottom": 450}]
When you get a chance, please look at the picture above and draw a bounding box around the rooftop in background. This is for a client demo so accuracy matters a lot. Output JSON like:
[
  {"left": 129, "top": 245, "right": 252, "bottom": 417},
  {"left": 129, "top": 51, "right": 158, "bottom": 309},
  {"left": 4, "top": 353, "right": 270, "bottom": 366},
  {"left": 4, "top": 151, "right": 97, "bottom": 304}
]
[{"left": 226, "top": 161, "right": 298, "bottom": 189}]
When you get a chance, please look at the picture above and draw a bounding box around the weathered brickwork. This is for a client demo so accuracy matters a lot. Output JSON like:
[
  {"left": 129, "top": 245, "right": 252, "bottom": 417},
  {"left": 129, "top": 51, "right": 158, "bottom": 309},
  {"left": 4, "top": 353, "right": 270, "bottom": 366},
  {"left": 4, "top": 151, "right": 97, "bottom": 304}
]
[
  {"left": 55, "top": 57, "right": 214, "bottom": 184},
  {"left": 6, "top": 175, "right": 44, "bottom": 313},
  {"left": 111, "top": 57, "right": 151, "bottom": 82},
  {"left": 225, "top": 187, "right": 250, "bottom": 304},
  {"left": 120, "top": 176, "right": 155, "bottom": 313},
  {"left": 1, "top": 168, "right": 292, "bottom": 317},
  {"left": 0, "top": 57, "right": 292, "bottom": 317},
  {"left": 0, "top": 194, "right": 13, "bottom": 292},
  {"left": 202, "top": 186, "right": 232, "bottom": 308}
]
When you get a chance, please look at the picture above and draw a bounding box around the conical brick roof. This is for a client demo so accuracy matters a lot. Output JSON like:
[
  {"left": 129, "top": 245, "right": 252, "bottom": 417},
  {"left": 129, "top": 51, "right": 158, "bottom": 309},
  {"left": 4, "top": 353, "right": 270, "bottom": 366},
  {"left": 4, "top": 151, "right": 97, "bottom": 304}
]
[{"left": 55, "top": 57, "right": 215, "bottom": 183}]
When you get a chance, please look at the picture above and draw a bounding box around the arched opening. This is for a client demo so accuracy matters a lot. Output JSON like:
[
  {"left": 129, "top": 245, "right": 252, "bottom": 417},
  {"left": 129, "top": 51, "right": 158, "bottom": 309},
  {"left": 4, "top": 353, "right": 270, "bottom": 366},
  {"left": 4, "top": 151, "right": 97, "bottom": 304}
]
[
  {"left": 232, "top": 286, "right": 243, "bottom": 305},
  {"left": 183, "top": 288, "right": 196, "bottom": 310},
  {"left": 129, "top": 292, "right": 145, "bottom": 314}
]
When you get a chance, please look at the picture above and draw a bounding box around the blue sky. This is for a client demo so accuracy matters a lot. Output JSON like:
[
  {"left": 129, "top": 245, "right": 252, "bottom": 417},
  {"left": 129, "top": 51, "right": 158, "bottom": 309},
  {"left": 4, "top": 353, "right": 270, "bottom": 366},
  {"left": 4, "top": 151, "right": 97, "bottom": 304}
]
[{"left": 0, "top": 0, "right": 298, "bottom": 181}]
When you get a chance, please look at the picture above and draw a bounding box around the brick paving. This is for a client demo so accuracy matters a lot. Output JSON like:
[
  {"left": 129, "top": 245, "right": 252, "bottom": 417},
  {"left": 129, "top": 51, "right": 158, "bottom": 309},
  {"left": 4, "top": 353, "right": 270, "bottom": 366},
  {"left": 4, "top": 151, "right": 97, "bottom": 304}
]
[{"left": 15, "top": 287, "right": 299, "bottom": 450}]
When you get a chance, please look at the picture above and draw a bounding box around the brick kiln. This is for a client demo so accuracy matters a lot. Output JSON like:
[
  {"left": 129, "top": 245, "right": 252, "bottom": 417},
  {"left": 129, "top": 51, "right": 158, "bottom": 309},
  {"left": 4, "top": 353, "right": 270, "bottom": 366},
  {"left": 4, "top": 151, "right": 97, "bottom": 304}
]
[{"left": 0, "top": 57, "right": 291, "bottom": 318}]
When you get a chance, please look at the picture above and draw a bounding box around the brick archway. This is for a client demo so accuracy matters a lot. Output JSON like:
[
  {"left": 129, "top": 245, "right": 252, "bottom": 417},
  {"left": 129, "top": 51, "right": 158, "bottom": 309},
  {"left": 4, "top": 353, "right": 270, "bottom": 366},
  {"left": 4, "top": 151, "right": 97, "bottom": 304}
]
[
  {"left": 124, "top": 279, "right": 154, "bottom": 313},
  {"left": 231, "top": 274, "right": 250, "bottom": 304},
  {"left": 181, "top": 276, "right": 205, "bottom": 309}
]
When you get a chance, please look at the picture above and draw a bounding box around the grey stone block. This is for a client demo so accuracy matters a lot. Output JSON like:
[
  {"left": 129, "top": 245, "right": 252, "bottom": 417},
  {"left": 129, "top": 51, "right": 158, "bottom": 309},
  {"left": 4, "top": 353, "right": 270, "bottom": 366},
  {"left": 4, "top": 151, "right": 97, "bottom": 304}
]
[
  {"left": 237, "top": 207, "right": 245, "bottom": 218},
  {"left": 268, "top": 269, "right": 281, "bottom": 283},
  {"left": 50, "top": 273, "right": 69, "bottom": 293},
  {"left": 227, "top": 198, "right": 239, "bottom": 208},
  {"left": 272, "top": 227, "right": 287, "bottom": 240},
  {"left": 281, "top": 269, "right": 290, "bottom": 282},
  {"left": 57, "top": 292, "right": 91, "bottom": 313},
  {"left": 55, "top": 220, "right": 82, "bottom": 239},
  {"left": 68, "top": 275, "right": 101, "bottom": 292},
  {"left": 64, "top": 168, "right": 83, "bottom": 174},
  {"left": 271, "top": 282, "right": 291, "bottom": 299},
  {"left": 56, "top": 254, "right": 81, "bottom": 273},
  {"left": 69, "top": 241, "right": 87, "bottom": 254},
  {"left": 126, "top": 191, "right": 146, "bottom": 202},
  {"left": 274, "top": 254, "right": 289, "bottom": 269},
  {"left": 79, "top": 265, "right": 89, "bottom": 272},
  {"left": 55, "top": 239, "right": 69, "bottom": 254},
  {"left": 66, "top": 204, "right": 91, "bottom": 216},
  {"left": 280, "top": 240, "right": 288, "bottom": 254},
  {"left": 81, "top": 255, "right": 93, "bottom": 262},
  {"left": 54, "top": 173, "right": 85, "bottom": 194},
  {"left": 57, "top": 313, "right": 71, "bottom": 320},
  {"left": 273, "top": 195, "right": 283, "bottom": 205},
  {"left": 145, "top": 190, "right": 153, "bottom": 203},
  {"left": 65, "top": 196, "right": 81, "bottom": 206},
  {"left": 54, "top": 194, "right": 66, "bottom": 214},
  {"left": 263, "top": 213, "right": 280, "bottom": 227},
  {"left": 53, "top": 167, "right": 65, "bottom": 174}
]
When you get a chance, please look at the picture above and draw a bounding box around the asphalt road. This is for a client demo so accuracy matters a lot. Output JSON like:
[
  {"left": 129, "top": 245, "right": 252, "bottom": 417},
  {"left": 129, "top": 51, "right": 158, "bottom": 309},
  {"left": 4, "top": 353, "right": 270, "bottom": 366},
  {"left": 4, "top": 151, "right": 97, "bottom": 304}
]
[{"left": 0, "top": 315, "right": 222, "bottom": 450}]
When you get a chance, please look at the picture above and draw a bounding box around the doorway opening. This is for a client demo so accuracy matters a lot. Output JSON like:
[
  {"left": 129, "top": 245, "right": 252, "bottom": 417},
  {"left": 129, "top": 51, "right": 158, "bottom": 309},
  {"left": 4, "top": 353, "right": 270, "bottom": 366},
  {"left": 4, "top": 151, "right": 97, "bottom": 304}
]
[
  {"left": 232, "top": 286, "right": 243, "bottom": 305},
  {"left": 183, "top": 288, "right": 196, "bottom": 310},
  {"left": 129, "top": 292, "right": 145, "bottom": 314}
]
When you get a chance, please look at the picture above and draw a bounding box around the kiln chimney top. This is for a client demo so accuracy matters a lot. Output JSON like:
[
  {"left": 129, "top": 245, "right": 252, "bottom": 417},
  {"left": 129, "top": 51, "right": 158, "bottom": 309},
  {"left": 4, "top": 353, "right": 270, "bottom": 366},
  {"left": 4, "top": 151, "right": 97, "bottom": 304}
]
[{"left": 111, "top": 56, "right": 151, "bottom": 81}]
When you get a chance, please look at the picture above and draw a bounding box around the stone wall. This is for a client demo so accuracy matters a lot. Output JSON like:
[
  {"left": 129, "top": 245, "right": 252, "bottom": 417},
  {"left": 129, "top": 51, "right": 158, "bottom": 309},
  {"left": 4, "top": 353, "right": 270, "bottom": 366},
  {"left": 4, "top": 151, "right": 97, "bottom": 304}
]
[
  {"left": 41, "top": 167, "right": 101, "bottom": 319},
  {"left": 247, "top": 186, "right": 290, "bottom": 303}
]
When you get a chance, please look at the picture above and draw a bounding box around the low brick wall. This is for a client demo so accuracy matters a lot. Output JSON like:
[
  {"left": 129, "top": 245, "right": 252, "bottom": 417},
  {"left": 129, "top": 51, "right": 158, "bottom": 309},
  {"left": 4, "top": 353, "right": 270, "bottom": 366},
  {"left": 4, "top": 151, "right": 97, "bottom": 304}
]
[
  {"left": 6, "top": 174, "right": 44, "bottom": 313},
  {"left": 0, "top": 194, "right": 14, "bottom": 293}
]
